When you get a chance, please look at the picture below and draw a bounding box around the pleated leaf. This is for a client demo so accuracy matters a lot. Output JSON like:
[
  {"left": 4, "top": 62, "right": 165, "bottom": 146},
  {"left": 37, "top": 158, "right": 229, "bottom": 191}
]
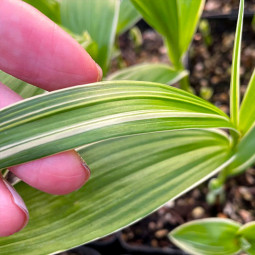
[
  {"left": 117, "top": 0, "right": 141, "bottom": 35},
  {"left": 131, "top": 0, "right": 205, "bottom": 68},
  {"left": 107, "top": 63, "right": 188, "bottom": 85},
  {"left": 60, "top": 0, "right": 119, "bottom": 74},
  {"left": 239, "top": 69, "right": 255, "bottom": 134},
  {"left": 0, "top": 71, "right": 44, "bottom": 99},
  {"left": 0, "top": 129, "right": 233, "bottom": 255},
  {"left": 238, "top": 222, "right": 255, "bottom": 255},
  {"left": 0, "top": 81, "right": 235, "bottom": 169},
  {"left": 170, "top": 218, "right": 241, "bottom": 255}
]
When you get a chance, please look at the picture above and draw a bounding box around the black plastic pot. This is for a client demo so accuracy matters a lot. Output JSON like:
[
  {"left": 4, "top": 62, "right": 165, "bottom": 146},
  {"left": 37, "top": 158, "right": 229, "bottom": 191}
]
[{"left": 69, "top": 232, "right": 188, "bottom": 255}]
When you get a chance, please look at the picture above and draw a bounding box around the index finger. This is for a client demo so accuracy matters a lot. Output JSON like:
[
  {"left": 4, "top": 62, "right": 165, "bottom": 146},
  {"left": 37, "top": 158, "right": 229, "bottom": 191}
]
[{"left": 0, "top": 0, "right": 102, "bottom": 91}]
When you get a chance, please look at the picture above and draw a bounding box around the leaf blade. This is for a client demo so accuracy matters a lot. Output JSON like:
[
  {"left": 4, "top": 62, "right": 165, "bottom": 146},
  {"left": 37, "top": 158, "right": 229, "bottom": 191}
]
[
  {"left": 22, "top": 0, "right": 61, "bottom": 24},
  {"left": 0, "top": 71, "right": 44, "bottom": 99},
  {"left": 178, "top": 0, "right": 205, "bottom": 57},
  {"left": 170, "top": 218, "right": 241, "bottom": 255},
  {"left": 226, "top": 123, "right": 255, "bottom": 176},
  {"left": 0, "top": 81, "right": 234, "bottom": 169},
  {"left": 131, "top": 0, "right": 180, "bottom": 67},
  {"left": 117, "top": 0, "right": 141, "bottom": 35},
  {"left": 60, "top": 0, "right": 119, "bottom": 74},
  {"left": 107, "top": 63, "right": 188, "bottom": 85},
  {"left": 0, "top": 130, "right": 232, "bottom": 255},
  {"left": 239, "top": 69, "right": 255, "bottom": 134},
  {"left": 131, "top": 0, "right": 205, "bottom": 68},
  {"left": 238, "top": 222, "right": 255, "bottom": 255},
  {"left": 230, "top": 0, "right": 244, "bottom": 127}
]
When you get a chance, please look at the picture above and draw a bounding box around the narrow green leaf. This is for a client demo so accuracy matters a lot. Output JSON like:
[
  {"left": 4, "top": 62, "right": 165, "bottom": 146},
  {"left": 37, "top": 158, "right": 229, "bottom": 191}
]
[
  {"left": 107, "top": 63, "right": 188, "bottom": 85},
  {"left": 117, "top": 0, "right": 141, "bottom": 35},
  {"left": 170, "top": 218, "right": 242, "bottom": 255},
  {"left": 22, "top": 0, "right": 61, "bottom": 24},
  {"left": 0, "top": 130, "right": 233, "bottom": 255},
  {"left": 131, "top": 0, "right": 205, "bottom": 68},
  {"left": 0, "top": 71, "right": 44, "bottom": 99},
  {"left": 239, "top": 69, "right": 255, "bottom": 134},
  {"left": 238, "top": 222, "right": 255, "bottom": 255},
  {"left": 0, "top": 81, "right": 235, "bottom": 169},
  {"left": 230, "top": 0, "right": 244, "bottom": 127},
  {"left": 60, "top": 0, "right": 119, "bottom": 74}
]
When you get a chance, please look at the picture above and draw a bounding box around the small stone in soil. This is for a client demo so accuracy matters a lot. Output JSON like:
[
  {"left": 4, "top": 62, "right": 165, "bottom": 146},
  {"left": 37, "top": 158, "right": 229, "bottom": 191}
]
[
  {"left": 155, "top": 229, "right": 169, "bottom": 239},
  {"left": 191, "top": 207, "right": 205, "bottom": 219}
]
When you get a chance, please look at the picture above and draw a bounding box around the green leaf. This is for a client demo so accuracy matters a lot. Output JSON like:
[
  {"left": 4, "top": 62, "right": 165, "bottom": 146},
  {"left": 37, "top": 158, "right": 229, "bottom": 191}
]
[
  {"left": 60, "top": 0, "right": 119, "bottom": 74},
  {"left": 117, "top": 0, "right": 141, "bottom": 35},
  {"left": 62, "top": 29, "right": 99, "bottom": 62},
  {"left": 0, "top": 129, "right": 233, "bottom": 254},
  {"left": 169, "top": 218, "right": 242, "bottom": 255},
  {"left": 230, "top": 0, "right": 244, "bottom": 127},
  {"left": 238, "top": 222, "right": 255, "bottom": 254},
  {"left": 131, "top": 0, "right": 179, "bottom": 67},
  {"left": 0, "top": 80, "right": 235, "bottom": 169},
  {"left": 107, "top": 63, "right": 188, "bottom": 85},
  {"left": 22, "top": 0, "right": 61, "bottom": 24},
  {"left": 131, "top": 0, "right": 205, "bottom": 68},
  {"left": 239, "top": 69, "right": 255, "bottom": 134},
  {"left": 0, "top": 71, "right": 44, "bottom": 99},
  {"left": 178, "top": 0, "right": 205, "bottom": 57},
  {"left": 227, "top": 124, "right": 255, "bottom": 176}
]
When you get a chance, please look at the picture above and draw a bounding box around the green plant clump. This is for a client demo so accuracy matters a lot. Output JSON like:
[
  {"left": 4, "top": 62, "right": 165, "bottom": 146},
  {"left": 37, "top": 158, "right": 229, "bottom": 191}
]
[{"left": 0, "top": 0, "right": 254, "bottom": 254}]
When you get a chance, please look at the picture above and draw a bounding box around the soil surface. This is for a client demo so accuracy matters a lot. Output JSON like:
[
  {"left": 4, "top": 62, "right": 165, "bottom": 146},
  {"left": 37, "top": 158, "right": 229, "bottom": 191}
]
[{"left": 63, "top": 1, "right": 255, "bottom": 254}]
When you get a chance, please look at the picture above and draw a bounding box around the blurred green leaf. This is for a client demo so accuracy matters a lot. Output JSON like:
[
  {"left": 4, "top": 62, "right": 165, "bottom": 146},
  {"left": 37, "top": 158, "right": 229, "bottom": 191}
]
[
  {"left": 238, "top": 222, "right": 255, "bottom": 255},
  {"left": 107, "top": 63, "right": 188, "bottom": 85},
  {"left": 252, "top": 15, "right": 255, "bottom": 32},
  {"left": 117, "top": 0, "right": 141, "bottom": 35},
  {"left": 177, "top": 0, "right": 205, "bottom": 57},
  {"left": 128, "top": 26, "right": 143, "bottom": 48},
  {"left": 0, "top": 71, "right": 44, "bottom": 99},
  {"left": 170, "top": 218, "right": 242, "bottom": 255},
  {"left": 131, "top": 0, "right": 205, "bottom": 68},
  {"left": 230, "top": 0, "right": 244, "bottom": 127},
  {"left": 0, "top": 130, "right": 232, "bottom": 254},
  {"left": 60, "top": 0, "right": 119, "bottom": 74},
  {"left": 0, "top": 80, "right": 235, "bottom": 169},
  {"left": 23, "top": 0, "right": 61, "bottom": 24},
  {"left": 62, "top": 28, "right": 99, "bottom": 61},
  {"left": 227, "top": 124, "right": 255, "bottom": 176},
  {"left": 239, "top": 69, "right": 255, "bottom": 134}
]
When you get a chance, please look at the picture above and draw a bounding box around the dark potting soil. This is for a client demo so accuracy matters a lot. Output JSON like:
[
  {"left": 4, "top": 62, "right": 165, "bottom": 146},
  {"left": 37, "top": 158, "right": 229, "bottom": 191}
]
[{"left": 62, "top": 1, "right": 255, "bottom": 254}]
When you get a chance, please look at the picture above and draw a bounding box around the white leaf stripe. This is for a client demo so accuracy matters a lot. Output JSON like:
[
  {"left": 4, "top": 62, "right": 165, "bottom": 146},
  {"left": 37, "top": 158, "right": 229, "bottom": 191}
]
[{"left": 0, "top": 111, "right": 229, "bottom": 159}]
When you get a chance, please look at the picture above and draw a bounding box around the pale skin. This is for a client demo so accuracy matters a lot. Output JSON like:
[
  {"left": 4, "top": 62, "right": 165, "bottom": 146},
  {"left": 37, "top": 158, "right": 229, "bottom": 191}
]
[{"left": 0, "top": 0, "right": 102, "bottom": 236}]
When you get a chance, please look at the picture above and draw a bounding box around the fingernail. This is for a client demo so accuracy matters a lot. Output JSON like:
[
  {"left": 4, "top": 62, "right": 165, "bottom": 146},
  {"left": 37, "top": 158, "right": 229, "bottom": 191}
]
[
  {"left": 78, "top": 155, "right": 91, "bottom": 176},
  {"left": 96, "top": 63, "right": 103, "bottom": 81},
  {"left": 3, "top": 179, "right": 29, "bottom": 227},
  {"left": 82, "top": 162, "right": 91, "bottom": 176}
]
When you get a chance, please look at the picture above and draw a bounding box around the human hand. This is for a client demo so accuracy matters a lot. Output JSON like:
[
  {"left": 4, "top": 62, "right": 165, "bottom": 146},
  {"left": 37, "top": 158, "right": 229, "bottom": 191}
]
[{"left": 0, "top": 0, "right": 102, "bottom": 236}]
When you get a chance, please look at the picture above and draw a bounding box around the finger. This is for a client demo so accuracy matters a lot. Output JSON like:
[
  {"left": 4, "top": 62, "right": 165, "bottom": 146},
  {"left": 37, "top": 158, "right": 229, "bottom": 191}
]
[
  {"left": 0, "top": 177, "right": 28, "bottom": 237},
  {"left": 0, "top": 0, "right": 102, "bottom": 91},
  {"left": 9, "top": 151, "right": 90, "bottom": 195},
  {"left": 1, "top": 82, "right": 91, "bottom": 195}
]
